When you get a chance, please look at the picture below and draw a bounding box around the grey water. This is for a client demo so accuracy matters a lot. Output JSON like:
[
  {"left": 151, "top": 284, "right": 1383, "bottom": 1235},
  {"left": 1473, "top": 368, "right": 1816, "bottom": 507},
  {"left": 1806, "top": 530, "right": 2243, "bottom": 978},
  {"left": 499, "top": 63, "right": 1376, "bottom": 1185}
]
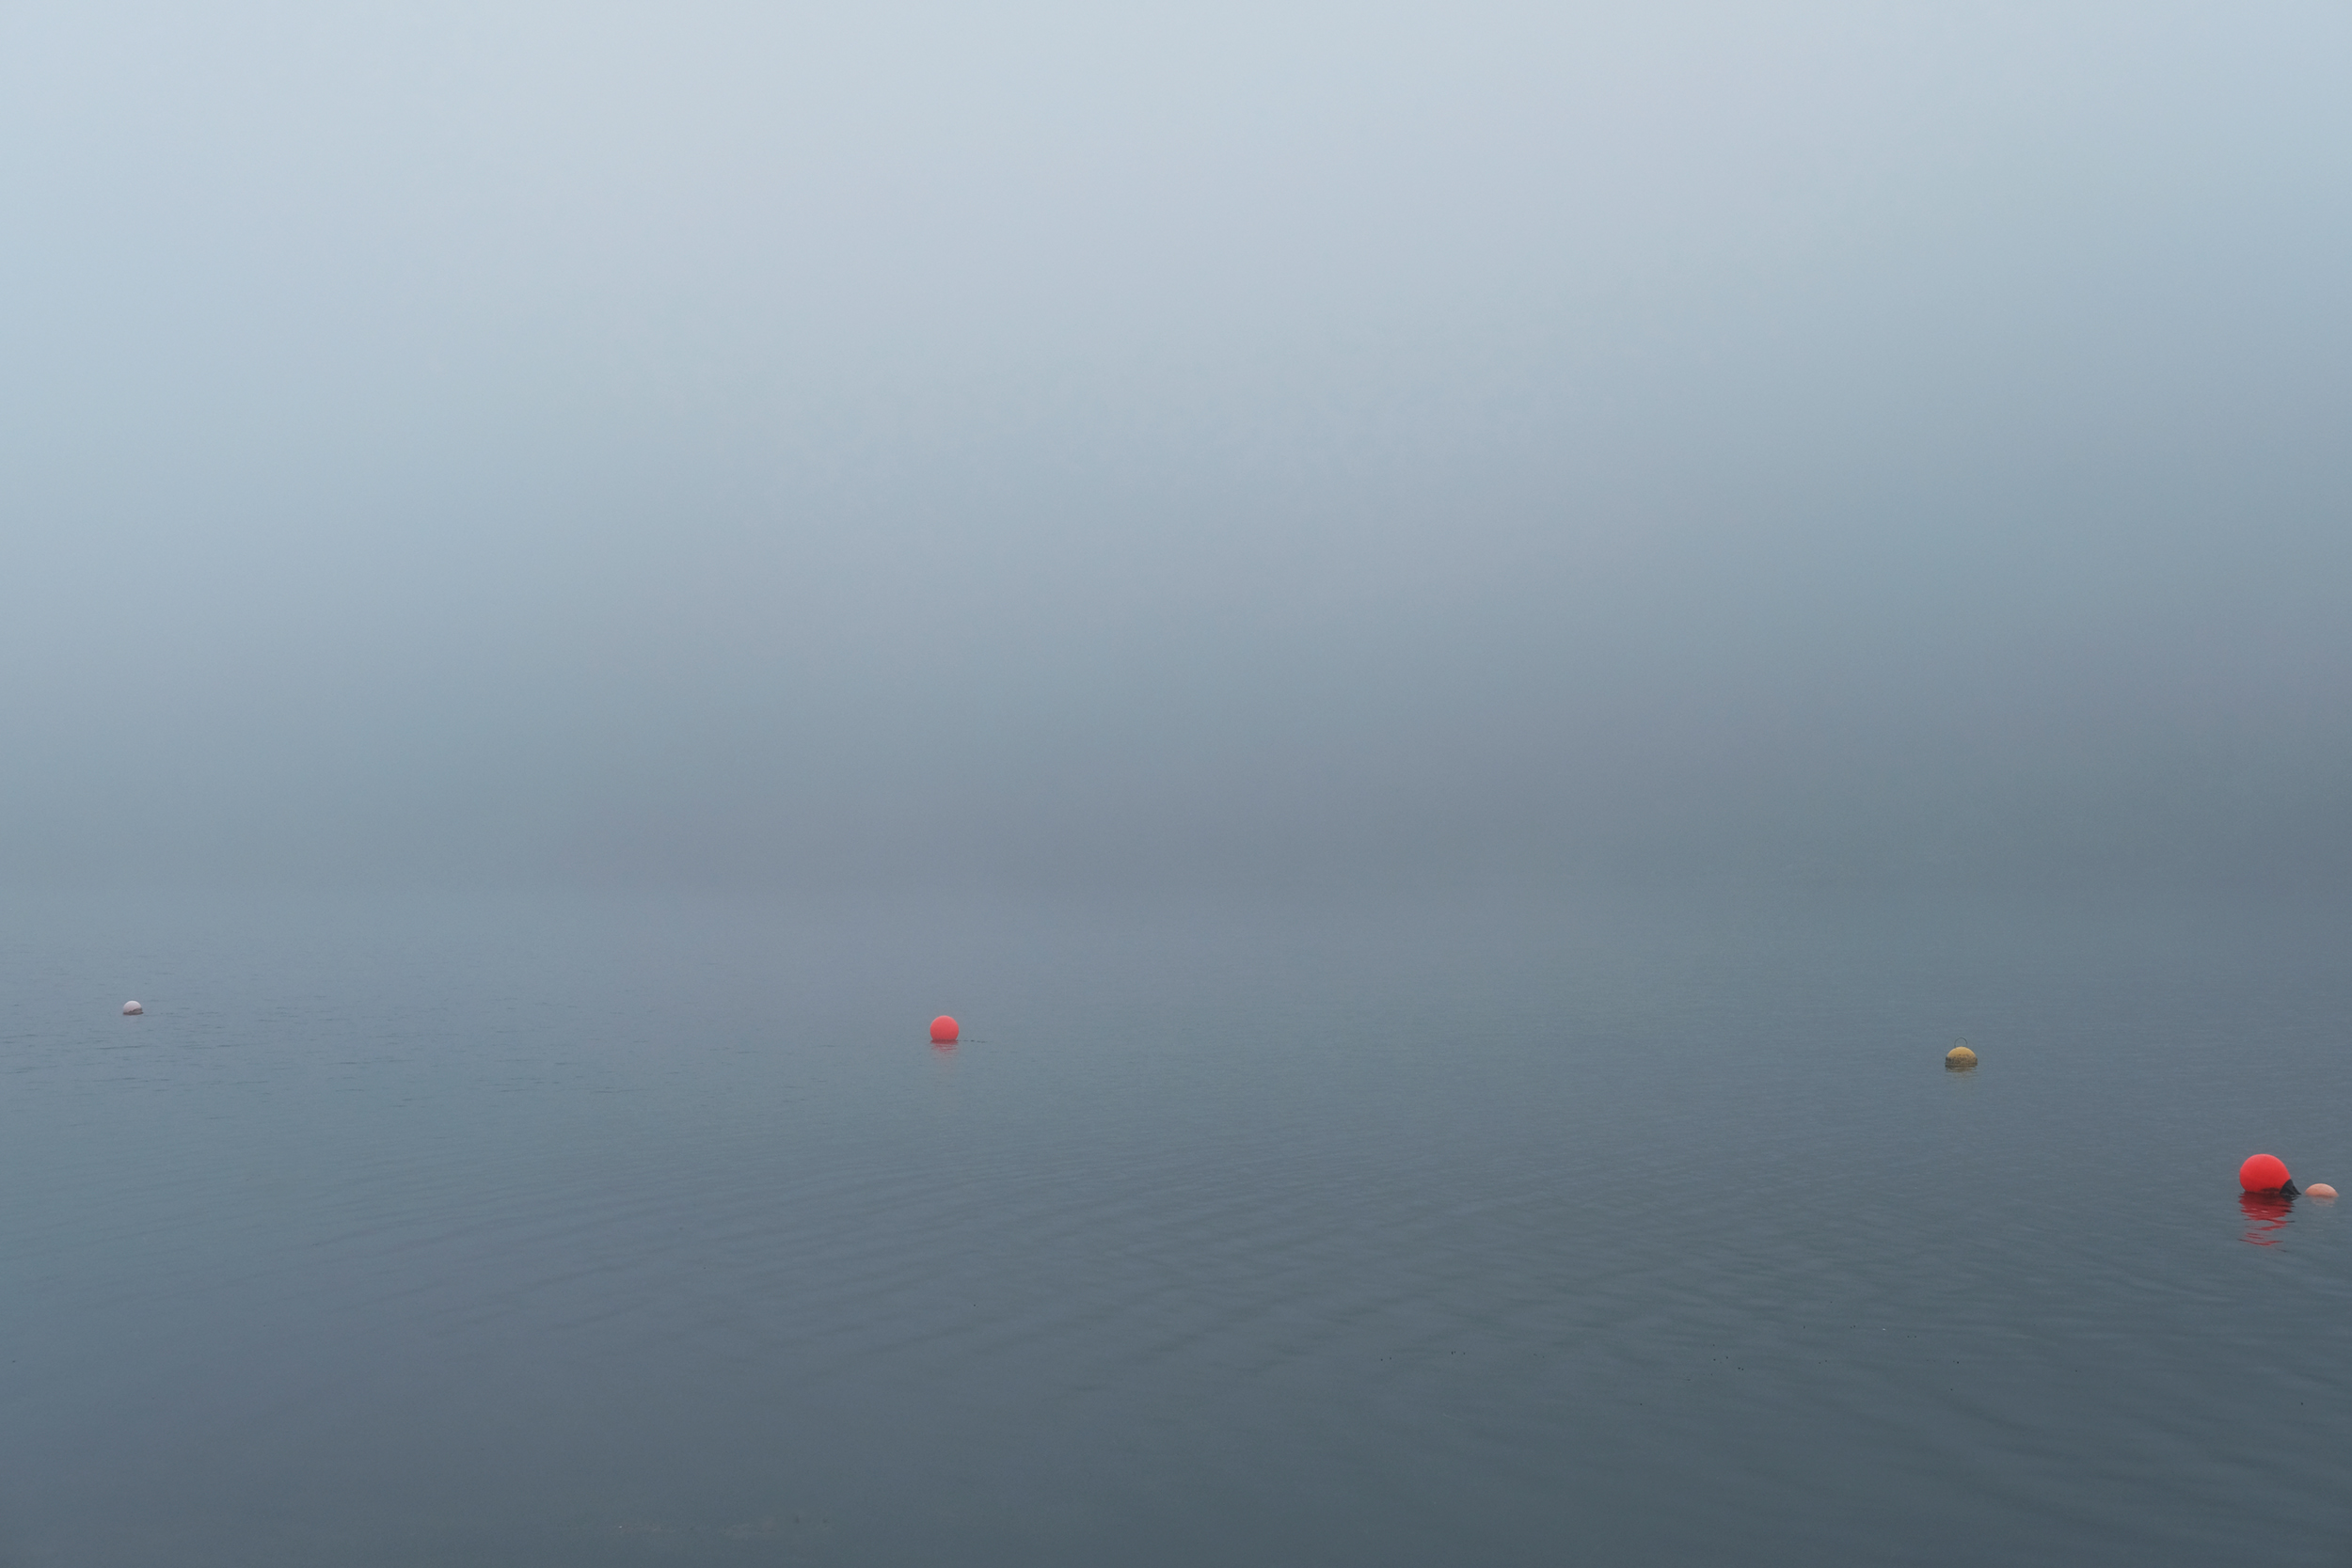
[{"left": 2, "top": 888, "right": 2347, "bottom": 1566}]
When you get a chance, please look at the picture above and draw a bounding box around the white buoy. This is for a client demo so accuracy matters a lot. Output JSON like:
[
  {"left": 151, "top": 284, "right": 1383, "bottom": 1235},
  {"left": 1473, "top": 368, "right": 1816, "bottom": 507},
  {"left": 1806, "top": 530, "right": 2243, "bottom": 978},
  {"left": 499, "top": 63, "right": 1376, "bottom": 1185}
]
[{"left": 121, "top": 1001, "right": 143, "bottom": 1016}]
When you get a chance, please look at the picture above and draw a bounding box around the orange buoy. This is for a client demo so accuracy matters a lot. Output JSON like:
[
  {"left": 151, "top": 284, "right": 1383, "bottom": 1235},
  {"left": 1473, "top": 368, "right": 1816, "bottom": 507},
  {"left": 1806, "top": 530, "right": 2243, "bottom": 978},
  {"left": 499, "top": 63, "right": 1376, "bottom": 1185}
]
[
  {"left": 2307, "top": 1183, "right": 2338, "bottom": 1200},
  {"left": 2239, "top": 1153, "right": 2294, "bottom": 1193},
  {"left": 930, "top": 1015, "right": 959, "bottom": 1044}
]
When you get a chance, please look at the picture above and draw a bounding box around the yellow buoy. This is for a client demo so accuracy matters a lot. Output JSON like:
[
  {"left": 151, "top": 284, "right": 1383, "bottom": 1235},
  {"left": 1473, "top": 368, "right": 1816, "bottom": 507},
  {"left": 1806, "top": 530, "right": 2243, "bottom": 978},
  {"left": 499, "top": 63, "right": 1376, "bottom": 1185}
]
[{"left": 1945, "top": 1040, "right": 1977, "bottom": 1070}]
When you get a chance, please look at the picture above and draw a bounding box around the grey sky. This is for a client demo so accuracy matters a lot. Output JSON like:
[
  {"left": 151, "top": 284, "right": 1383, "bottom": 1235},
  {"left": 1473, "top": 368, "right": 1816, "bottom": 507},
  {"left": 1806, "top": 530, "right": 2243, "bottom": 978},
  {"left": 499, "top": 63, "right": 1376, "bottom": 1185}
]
[{"left": 3, "top": 2, "right": 2347, "bottom": 894}]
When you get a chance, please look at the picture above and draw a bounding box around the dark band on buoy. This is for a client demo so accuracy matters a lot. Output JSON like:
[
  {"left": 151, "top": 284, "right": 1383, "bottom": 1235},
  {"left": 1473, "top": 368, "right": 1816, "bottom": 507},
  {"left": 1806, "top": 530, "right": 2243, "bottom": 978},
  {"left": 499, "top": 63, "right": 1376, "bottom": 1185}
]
[{"left": 2281, "top": 1180, "right": 2301, "bottom": 1196}]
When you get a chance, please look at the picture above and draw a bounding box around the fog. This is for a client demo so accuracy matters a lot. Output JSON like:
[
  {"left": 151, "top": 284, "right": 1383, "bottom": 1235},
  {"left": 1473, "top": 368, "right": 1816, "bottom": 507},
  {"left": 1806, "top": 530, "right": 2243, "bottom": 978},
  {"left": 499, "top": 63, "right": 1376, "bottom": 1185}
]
[{"left": 3, "top": 2, "right": 2347, "bottom": 896}]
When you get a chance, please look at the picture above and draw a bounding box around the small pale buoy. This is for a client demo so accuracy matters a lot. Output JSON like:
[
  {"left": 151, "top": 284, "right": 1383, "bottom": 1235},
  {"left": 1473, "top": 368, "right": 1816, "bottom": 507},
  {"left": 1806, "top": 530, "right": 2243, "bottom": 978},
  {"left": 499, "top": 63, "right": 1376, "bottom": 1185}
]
[
  {"left": 2239, "top": 1153, "right": 2294, "bottom": 1193},
  {"left": 929, "top": 1015, "right": 959, "bottom": 1044},
  {"left": 1944, "top": 1040, "right": 1976, "bottom": 1069},
  {"left": 121, "top": 1001, "right": 143, "bottom": 1016},
  {"left": 2307, "top": 1183, "right": 2338, "bottom": 1200}
]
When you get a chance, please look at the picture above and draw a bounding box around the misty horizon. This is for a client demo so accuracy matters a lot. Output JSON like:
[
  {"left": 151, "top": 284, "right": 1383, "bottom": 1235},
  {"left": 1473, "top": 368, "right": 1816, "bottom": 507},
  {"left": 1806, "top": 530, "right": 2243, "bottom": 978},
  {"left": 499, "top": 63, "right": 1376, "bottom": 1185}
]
[{"left": 6, "top": 2, "right": 2347, "bottom": 897}]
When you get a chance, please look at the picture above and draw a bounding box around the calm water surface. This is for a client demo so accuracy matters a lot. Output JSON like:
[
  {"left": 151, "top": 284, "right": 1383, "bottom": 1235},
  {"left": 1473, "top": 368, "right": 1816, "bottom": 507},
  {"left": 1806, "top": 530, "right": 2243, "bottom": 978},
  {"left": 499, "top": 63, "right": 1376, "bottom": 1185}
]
[{"left": 1, "top": 889, "right": 2346, "bottom": 1565}]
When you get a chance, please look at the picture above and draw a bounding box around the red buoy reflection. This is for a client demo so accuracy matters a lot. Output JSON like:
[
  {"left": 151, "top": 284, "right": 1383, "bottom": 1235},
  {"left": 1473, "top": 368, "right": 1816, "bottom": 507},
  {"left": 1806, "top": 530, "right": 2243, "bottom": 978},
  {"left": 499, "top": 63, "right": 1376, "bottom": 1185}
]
[{"left": 2239, "top": 1189, "right": 2295, "bottom": 1246}]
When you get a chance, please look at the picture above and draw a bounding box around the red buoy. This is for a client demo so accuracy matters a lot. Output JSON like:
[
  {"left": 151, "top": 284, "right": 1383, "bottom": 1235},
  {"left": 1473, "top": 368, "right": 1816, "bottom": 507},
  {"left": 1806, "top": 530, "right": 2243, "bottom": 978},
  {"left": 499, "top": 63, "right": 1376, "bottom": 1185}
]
[
  {"left": 2239, "top": 1152, "right": 2293, "bottom": 1192},
  {"left": 930, "top": 1015, "right": 959, "bottom": 1044}
]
